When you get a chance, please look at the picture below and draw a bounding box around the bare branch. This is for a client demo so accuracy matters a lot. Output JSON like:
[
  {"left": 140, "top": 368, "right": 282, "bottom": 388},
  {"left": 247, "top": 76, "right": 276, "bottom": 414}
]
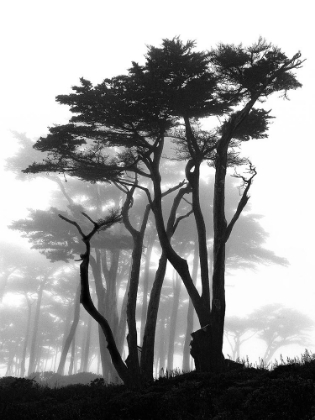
[
  {"left": 113, "top": 181, "right": 129, "bottom": 194},
  {"left": 161, "top": 180, "right": 187, "bottom": 197},
  {"left": 116, "top": 177, "right": 153, "bottom": 205},
  {"left": 182, "top": 196, "right": 192, "bottom": 206},
  {"left": 82, "top": 212, "right": 98, "bottom": 227},
  {"left": 224, "top": 164, "right": 257, "bottom": 243},
  {"left": 172, "top": 209, "right": 194, "bottom": 233},
  {"left": 58, "top": 214, "right": 86, "bottom": 238}
]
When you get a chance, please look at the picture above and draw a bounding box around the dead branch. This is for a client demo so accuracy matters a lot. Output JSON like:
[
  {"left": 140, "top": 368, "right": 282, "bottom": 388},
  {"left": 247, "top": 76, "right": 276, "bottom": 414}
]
[{"left": 224, "top": 163, "right": 257, "bottom": 243}]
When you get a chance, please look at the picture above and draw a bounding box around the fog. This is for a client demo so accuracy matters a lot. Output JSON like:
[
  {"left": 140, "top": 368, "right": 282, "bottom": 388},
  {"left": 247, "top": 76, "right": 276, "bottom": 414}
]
[{"left": 0, "top": 0, "right": 314, "bottom": 382}]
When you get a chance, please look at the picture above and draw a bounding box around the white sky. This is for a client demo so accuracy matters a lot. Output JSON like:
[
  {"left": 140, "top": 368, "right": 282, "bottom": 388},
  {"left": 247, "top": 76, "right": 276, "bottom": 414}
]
[{"left": 1, "top": 0, "right": 314, "bottom": 362}]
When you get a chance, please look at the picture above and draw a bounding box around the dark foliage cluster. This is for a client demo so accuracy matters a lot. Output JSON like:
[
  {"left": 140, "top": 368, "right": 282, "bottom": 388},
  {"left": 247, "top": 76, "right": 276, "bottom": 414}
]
[{"left": 1, "top": 353, "right": 315, "bottom": 419}]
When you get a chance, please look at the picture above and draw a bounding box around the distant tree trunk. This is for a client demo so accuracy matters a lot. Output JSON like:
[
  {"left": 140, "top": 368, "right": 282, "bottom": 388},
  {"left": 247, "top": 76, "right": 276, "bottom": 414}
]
[
  {"left": 5, "top": 342, "right": 17, "bottom": 376},
  {"left": 262, "top": 340, "right": 279, "bottom": 364},
  {"left": 68, "top": 333, "right": 76, "bottom": 375},
  {"left": 28, "top": 278, "right": 46, "bottom": 375},
  {"left": 156, "top": 315, "right": 167, "bottom": 375},
  {"left": 97, "top": 352, "right": 101, "bottom": 375},
  {"left": 102, "top": 249, "right": 120, "bottom": 338},
  {"left": 167, "top": 272, "right": 181, "bottom": 371},
  {"left": 52, "top": 346, "right": 59, "bottom": 371},
  {"left": 236, "top": 338, "right": 241, "bottom": 359},
  {"left": 57, "top": 283, "right": 80, "bottom": 375},
  {"left": 81, "top": 314, "right": 92, "bottom": 372},
  {"left": 60, "top": 299, "right": 74, "bottom": 351},
  {"left": 20, "top": 296, "right": 32, "bottom": 377}
]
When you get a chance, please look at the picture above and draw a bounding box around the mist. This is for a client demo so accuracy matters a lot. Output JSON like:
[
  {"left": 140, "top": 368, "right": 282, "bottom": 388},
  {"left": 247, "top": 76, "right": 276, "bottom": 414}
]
[{"left": 1, "top": 131, "right": 313, "bottom": 382}]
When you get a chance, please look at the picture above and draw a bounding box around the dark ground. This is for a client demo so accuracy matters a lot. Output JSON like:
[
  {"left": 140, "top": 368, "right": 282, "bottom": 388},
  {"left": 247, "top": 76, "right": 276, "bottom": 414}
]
[{"left": 1, "top": 354, "right": 315, "bottom": 419}]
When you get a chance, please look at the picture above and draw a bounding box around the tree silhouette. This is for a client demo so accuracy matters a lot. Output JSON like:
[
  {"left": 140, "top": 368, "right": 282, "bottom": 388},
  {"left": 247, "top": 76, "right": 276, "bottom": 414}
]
[
  {"left": 225, "top": 304, "right": 314, "bottom": 363},
  {"left": 22, "top": 37, "right": 303, "bottom": 380},
  {"left": 253, "top": 304, "right": 314, "bottom": 363}
]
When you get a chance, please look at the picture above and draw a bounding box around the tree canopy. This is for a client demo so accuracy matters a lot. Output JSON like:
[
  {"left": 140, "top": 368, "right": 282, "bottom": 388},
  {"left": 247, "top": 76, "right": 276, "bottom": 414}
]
[{"left": 25, "top": 37, "right": 303, "bottom": 182}]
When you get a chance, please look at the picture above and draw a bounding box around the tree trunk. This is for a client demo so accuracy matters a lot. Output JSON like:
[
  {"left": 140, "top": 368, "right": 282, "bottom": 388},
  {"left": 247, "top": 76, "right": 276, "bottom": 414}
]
[
  {"left": 20, "top": 296, "right": 32, "bottom": 377},
  {"left": 141, "top": 180, "right": 195, "bottom": 381},
  {"left": 79, "top": 237, "right": 134, "bottom": 388},
  {"left": 208, "top": 143, "right": 228, "bottom": 372},
  {"left": 140, "top": 235, "right": 155, "bottom": 344},
  {"left": 102, "top": 249, "right": 120, "bottom": 346},
  {"left": 68, "top": 333, "right": 76, "bottom": 375},
  {"left": 150, "top": 158, "right": 210, "bottom": 328},
  {"left": 122, "top": 193, "right": 150, "bottom": 386},
  {"left": 90, "top": 252, "right": 115, "bottom": 380},
  {"left": 98, "top": 328, "right": 116, "bottom": 382},
  {"left": 140, "top": 251, "right": 167, "bottom": 381},
  {"left": 60, "top": 299, "right": 74, "bottom": 352},
  {"left": 57, "top": 283, "right": 80, "bottom": 375},
  {"left": 28, "top": 278, "right": 45, "bottom": 375},
  {"left": 81, "top": 313, "right": 92, "bottom": 372},
  {"left": 5, "top": 342, "right": 16, "bottom": 376},
  {"left": 189, "top": 141, "right": 228, "bottom": 373},
  {"left": 167, "top": 272, "right": 181, "bottom": 371},
  {"left": 156, "top": 315, "right": 167, "bottom": 376},
  {"left": 125, "top": 233, "right": 144, "bottom": 383},
  {"left": 116, "top": 278, "right": 129, "bottom": 353},
  {"left": 183, "top": 240, "right": 199, "bottom": 371}
]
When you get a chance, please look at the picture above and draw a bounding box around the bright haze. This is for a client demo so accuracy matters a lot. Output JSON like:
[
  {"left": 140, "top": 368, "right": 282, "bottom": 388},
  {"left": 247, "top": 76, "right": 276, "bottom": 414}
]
[{"left": 0, "top": 0, "right": 314, "bottom": 375}]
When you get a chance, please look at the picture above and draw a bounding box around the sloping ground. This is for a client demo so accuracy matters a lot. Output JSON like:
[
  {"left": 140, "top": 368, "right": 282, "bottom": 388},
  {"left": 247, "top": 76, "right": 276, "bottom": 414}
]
[{"left": 1, "top": 360, "right": 315, "bottom": 419}]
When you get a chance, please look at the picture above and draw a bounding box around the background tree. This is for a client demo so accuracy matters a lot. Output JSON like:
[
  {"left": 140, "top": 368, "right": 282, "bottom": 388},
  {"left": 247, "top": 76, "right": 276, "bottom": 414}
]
[
  {"left": 225, "top": 305, "right": 315, "bottom": 363},
  {"left": 252, "top": 304, "right": 315, "bottom": 363}
]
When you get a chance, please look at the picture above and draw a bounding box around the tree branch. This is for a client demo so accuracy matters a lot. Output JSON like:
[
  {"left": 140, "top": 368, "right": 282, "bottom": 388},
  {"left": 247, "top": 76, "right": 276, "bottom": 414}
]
[
  {"left": 161, "top": 180, "right": 187, "bottom": 197},
  {"left": 58, "top": 211, "right": 132, "bottom": 386},
  {"left": 172, "top": 209, "right": 194, "bottom": 234},
  {"left": 58, "top": 214, "right": 86, "bottom": 239},
  {"left": 224, "top": 164, "right": 257, "bottom": 243},
  {"left": 116, "top": 178, "right": 153, "bottom": 205}
]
